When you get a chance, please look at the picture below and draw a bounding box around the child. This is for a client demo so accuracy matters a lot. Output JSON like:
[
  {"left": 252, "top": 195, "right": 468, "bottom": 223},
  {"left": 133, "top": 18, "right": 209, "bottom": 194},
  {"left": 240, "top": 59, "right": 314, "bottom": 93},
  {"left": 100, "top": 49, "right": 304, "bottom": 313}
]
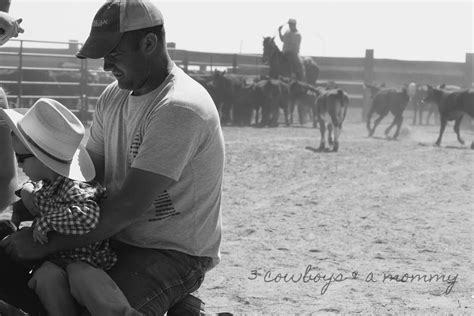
[{"left": 0, "top": 98, "right": 140, "bottom": 316}]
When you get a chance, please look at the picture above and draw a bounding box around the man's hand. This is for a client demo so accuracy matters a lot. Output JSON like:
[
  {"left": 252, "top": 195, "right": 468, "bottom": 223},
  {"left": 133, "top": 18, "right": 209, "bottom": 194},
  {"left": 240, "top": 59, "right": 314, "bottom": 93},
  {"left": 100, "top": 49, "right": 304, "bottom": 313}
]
[
  {"left": 0, "top": 12, "right": 23, "bottom": 46},
  {"left": 32, "top": 227, "right": 47, "bottom": 245},
  {"left": 278, "top": 25, "right": 283, "bottom": 31},
  {"left": 11, "top": 199, "right": 34, "bottom": 227},
  {"left": 0, "top": 227, "right": 49, "bottom": 261}
]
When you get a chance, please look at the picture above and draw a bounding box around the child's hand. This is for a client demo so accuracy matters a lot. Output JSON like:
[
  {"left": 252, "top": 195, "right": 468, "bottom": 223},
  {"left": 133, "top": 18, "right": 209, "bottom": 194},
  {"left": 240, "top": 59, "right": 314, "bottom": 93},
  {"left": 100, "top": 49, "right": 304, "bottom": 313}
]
[
  {"left": 20, "top": 183, "right": 40, "bottom": 216},
  {"left": 32, "top": 228, "right": 48, "bottom": 245}
]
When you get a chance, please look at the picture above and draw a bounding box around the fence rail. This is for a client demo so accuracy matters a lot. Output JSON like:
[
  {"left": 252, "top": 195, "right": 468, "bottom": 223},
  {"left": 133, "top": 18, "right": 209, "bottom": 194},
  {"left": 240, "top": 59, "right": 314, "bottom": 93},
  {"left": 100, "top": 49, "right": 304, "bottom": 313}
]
[{"left": 1, "top": 39, "right": 473, "bottom": 121}]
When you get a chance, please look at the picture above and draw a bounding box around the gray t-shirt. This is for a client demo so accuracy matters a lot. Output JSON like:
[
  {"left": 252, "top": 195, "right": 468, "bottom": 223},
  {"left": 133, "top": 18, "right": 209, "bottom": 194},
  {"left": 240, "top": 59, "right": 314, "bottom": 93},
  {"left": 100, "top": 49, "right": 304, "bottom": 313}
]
[{"left": 86, "top": 64, "right": 224, "bottom": 267}]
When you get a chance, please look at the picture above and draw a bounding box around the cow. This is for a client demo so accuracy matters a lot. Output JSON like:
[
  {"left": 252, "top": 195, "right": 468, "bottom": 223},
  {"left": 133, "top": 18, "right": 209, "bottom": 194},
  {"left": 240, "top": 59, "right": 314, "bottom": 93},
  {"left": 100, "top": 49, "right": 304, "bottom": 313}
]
[
  {"left": 363, "top": 82, "right": 386, "bottom": 99},
  {"left": 314, "top": 88, "right": 349, "bottom": 152},
  {"left": 232, "top": 84, "right": 256, "bottom": 127},
  {"left": 258, "top": 79, "right": 291, "bottom": 127},
  {"left": 289, "top": 80, "right": 321, "bottom": 127},
  {"left": 408, "top": 83, "right": 429, "bottom": 125},
  {"left": 424, "top": 85, "right": 474, "bottom": 146},
  {"left": 209, "top": 70, "right": 247, "bottom": 125},
  {"left": 421, "top": 84, "right": 461, "bottom": 125},
  {"left": 366, "top": 86, "right": 410, "bottom": 139}
]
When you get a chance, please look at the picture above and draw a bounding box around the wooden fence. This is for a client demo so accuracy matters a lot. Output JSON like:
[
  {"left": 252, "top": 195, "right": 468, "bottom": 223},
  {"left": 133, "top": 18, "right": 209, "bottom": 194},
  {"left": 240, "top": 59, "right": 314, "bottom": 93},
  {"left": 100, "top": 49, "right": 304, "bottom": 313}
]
[{"left": 1, "top": 39, "right": 473, "bottom": 121}]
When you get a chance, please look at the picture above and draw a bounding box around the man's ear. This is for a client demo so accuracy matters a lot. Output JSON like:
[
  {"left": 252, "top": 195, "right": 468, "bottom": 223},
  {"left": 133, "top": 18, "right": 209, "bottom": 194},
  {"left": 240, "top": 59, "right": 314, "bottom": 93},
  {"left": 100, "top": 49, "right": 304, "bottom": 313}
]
[{"left": 141, "top": 33, "right": 158, "bottom": 54}]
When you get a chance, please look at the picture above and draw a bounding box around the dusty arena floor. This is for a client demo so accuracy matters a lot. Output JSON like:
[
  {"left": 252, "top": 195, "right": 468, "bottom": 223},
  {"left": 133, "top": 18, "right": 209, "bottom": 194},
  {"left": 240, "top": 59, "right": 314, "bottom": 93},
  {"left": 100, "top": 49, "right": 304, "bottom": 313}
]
[
  {"left": 2, "top": 109, "right": 473, "bottom": 314},
  {"left": 198, "top": 110, "right": 473, "bottom": 314}
]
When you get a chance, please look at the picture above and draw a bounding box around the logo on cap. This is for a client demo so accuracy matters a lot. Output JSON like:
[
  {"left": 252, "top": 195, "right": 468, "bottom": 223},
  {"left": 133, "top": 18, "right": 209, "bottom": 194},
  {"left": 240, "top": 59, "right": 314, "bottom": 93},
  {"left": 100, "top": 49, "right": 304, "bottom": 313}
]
[{"left": 93, "top": 19, "right": 110, "bottom": 27}]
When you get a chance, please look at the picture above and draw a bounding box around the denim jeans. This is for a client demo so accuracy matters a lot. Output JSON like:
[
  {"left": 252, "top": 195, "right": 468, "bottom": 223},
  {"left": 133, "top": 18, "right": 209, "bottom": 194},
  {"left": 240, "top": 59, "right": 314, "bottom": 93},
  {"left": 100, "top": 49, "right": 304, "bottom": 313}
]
[
  {"left": 0, "top": 240, "right": 212, "bottom": 315},
  {"left": 108, "top": 241, "right": 212, "bottom": 315}
]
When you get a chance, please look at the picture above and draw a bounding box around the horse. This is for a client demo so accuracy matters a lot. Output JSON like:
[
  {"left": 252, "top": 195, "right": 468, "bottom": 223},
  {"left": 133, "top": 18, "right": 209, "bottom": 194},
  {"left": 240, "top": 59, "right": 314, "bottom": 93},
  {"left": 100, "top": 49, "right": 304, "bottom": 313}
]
[{"left": 262, "top": 36, "right": 319, "bottom": 86}]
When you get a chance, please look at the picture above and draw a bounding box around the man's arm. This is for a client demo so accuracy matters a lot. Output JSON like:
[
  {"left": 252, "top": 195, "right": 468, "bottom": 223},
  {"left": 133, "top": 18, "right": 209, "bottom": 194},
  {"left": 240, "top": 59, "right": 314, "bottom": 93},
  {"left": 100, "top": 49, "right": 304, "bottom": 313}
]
[
  {"left": 0, "top": 0, "right": 11, "bottom": 12},
  {"left": 88, "top": 149, "right": 105, "bottom": 185},
  {"left": 0, "top": 104, "right": 17, "bottom": 211},
  {"left": 0, "top": 167, "right": 175, "bottom": 260},
  {"left": 278, "top": 25, "right": 284, "bottom": 42},
  {"left": 0, "top": 0, "right": 23, "bottom": 45}
]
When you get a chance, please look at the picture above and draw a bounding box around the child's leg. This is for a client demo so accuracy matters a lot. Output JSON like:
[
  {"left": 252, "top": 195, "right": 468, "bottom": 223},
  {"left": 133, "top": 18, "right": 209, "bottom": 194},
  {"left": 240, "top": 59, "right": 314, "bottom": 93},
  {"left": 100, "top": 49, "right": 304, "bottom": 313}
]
[
  {"left": 67, "top": 262, "right": 141, "bottom": 316},
  {"left": 27, "top": 261, "right": 79, "bottom": 316}
]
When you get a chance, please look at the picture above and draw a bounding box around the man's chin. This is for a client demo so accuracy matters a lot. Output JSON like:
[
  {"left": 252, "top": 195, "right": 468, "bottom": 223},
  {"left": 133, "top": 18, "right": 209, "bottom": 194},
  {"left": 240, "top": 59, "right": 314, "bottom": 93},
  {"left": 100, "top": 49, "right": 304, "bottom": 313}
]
[{"left": 116, "top": 81, "right": 130, "bottom": 90}]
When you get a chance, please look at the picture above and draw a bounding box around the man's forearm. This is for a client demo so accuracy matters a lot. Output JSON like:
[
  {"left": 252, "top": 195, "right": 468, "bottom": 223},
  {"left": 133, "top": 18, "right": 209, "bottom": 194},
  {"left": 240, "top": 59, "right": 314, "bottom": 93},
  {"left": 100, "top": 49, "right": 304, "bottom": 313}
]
[
  {"left": 47, "top": 167, "right": 174, "bottom": 254},
  {"left": 0, "top": 122, "right": 17, "bottom": 211},
  {"left": 0, "top": 0, "right": 11, "bottom": 12},
  {"left": 47, "top": 194, "right": 148, "bottom": 253},
  {"left": 0, "top": 181, "right": 16, "bottom": 210}
]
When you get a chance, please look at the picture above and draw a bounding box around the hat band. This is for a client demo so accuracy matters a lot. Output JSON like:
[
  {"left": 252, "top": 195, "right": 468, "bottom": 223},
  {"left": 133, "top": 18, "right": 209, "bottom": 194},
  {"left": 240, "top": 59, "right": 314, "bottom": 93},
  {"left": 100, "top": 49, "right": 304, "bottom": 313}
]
[{"left": 18, "top": 124, "right": 73, "bottom": 164}]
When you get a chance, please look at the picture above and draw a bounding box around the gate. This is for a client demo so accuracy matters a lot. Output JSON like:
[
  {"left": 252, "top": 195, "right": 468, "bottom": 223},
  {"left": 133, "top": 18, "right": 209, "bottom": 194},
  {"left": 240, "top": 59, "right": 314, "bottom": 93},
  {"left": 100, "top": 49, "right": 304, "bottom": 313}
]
[{"left": 0, "top": 39, "right": 113, "bottom": 121}]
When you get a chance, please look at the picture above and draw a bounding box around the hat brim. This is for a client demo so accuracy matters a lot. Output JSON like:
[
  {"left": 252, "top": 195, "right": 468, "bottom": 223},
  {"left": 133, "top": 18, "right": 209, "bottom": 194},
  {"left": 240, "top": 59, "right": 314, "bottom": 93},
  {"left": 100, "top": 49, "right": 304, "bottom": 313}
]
[
  {"left": 76, "top": 32, "right": 123, "bottom": 59},
  {"left": 0, "top": 109, "right": 95, "bottom": 182}
]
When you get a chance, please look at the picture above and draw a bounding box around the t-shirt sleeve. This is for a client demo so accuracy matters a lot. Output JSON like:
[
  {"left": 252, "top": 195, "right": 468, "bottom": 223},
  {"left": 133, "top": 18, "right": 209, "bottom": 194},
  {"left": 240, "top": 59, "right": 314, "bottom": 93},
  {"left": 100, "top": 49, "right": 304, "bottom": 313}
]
[
  {"left": 86, "top": 97, "right": 105, "bottom": 156},
  {"left": 131, "top": 105, "right": 206, "bottom": 181}
]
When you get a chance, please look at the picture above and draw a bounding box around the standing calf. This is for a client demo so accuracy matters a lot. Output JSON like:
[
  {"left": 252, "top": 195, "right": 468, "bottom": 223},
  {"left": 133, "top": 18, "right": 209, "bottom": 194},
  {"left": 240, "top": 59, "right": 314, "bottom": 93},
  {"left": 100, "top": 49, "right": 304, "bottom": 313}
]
[{"left": 315, "top": 88, "right": 349, "bottom": 152}]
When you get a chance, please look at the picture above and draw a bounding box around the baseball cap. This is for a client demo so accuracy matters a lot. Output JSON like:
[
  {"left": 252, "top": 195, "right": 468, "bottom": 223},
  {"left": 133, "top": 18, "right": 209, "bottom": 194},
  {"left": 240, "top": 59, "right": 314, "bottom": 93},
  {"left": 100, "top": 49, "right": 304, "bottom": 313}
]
[
  {"left": 77, "top": 0, "right": 164, "bottom": 59},
  {"left": 288, "top": 18, "right": 297, "bottom": 24}
]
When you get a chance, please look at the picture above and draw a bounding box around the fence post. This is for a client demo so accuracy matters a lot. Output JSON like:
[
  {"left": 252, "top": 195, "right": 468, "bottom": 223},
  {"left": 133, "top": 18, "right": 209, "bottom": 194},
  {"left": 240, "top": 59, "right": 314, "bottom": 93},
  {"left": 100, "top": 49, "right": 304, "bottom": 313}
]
[
  {"left": 232, "top": 54, "right": 238, "bottom": 74},
  {"left": 183, "top": 50, "right": 189, "bottom": 73},
  {"left": 17, "top": 40, "right": 24, "bottom": 107},
  {"left": 464, "top": 53, "right": 473, "bottom": 89},
  {"left": 362, "top": 49, "right": 374, "bottom": 121},
  {"left": 364, "top": 49, "right": 374, "bottom": 84}
]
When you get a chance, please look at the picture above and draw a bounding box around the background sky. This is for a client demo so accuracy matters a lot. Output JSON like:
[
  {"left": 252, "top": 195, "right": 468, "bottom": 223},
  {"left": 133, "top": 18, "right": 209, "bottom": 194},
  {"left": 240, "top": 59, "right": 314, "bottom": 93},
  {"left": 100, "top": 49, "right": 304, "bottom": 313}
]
[{"left": 5, "top": 0, "right": 473, "bottom": 62}]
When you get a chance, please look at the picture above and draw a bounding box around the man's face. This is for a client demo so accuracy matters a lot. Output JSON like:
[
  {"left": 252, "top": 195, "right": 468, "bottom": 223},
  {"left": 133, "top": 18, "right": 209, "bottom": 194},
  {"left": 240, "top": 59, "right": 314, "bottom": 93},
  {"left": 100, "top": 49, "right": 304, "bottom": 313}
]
[{"left": 102, "top": 34, "right": 151, "bottom": 95}]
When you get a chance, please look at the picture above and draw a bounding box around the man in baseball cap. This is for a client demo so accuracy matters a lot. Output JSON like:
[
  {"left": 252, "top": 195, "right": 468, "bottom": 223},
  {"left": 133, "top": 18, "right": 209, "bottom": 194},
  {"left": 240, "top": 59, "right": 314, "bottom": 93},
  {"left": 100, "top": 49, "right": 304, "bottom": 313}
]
[{"left": 0, "top": 1, "right": 224, "bottom": 315}]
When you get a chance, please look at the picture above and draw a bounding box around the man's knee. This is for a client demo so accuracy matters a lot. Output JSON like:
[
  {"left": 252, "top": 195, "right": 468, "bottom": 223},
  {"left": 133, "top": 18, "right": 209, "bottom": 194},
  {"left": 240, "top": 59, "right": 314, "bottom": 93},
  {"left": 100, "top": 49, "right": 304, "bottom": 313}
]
[{"left": 67, "top": 262, "right": 96, "bottom": 297}]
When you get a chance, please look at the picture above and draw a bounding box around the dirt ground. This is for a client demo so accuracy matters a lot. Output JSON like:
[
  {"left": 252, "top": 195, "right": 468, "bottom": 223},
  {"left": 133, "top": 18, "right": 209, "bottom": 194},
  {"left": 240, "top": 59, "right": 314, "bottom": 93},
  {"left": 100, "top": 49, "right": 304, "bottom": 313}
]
[
  {"left": 2, "top": 108, "right": 473, "bottom": 314},
  {"left": 196, "top": 108, "right": 473, "bottom": 314}
]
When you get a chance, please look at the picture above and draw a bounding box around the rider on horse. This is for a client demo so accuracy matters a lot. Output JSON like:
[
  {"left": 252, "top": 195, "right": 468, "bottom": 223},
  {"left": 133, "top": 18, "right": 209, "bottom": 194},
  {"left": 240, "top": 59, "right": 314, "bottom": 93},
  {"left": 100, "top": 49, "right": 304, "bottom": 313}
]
[{"left": 278, "top": 18, "right": 305, "bottom": 81}]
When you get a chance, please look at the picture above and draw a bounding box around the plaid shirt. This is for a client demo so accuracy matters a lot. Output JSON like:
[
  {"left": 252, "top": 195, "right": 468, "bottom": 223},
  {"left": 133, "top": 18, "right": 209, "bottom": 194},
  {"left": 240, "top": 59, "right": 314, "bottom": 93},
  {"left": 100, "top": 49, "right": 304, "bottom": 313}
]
[{"left": 30, "top": 176, "right": 117, "bottom": 270}]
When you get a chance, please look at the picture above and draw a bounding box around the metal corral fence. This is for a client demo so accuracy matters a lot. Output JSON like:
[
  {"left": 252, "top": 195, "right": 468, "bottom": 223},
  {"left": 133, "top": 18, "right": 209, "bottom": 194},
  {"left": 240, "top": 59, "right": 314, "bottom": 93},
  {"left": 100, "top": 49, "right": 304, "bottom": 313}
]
[{"left": 1, "top": 39, "right": 473, "bottom": 121}]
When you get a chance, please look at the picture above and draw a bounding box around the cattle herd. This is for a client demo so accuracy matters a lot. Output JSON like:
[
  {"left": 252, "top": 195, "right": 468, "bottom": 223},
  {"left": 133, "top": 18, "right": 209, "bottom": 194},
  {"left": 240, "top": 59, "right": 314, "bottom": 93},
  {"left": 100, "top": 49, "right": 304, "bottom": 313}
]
[
  {"left": 190, "top": 70, "right": 474, "bottom": 151},
  {"left": 192, "top": 71, "right": 351, "bottom": 152},
  {"left": 364, "top": 82, "right": 474, "bottom": 147},
  {"left": 1, "top": 65, "right": 473, "bottom": 151}
]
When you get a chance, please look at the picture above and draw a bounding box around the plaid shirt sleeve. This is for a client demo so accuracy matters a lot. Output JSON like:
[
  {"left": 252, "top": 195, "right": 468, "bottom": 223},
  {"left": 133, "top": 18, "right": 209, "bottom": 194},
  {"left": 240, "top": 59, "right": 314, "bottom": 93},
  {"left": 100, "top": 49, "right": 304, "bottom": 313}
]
[{"left": 33, "top": 179, "right": 104, "bottom": 237}]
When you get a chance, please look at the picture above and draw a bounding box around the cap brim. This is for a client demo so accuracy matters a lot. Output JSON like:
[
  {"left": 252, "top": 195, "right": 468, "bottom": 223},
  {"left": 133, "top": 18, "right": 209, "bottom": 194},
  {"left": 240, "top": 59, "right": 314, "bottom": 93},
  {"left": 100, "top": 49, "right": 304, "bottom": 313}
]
[
  {"left": 0, "top": 108, "right": 95, "bottom": 182},
  {"left": 76, "top": 32, "right": 122, "bottom": 59}
]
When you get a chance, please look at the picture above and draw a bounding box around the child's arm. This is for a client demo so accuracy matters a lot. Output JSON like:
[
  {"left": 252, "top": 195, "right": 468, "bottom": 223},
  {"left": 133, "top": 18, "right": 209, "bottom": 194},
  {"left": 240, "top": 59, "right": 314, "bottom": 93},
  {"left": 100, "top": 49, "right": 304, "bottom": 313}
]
[
  {"left": 33, "top": 182, "right": 103, "bottom": 244},
  {"left": 20, "top": 182, "right": 41, "bottom": 216},
  {"left": 33, "top": 200, "right": 101, "bottom": 244}
]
